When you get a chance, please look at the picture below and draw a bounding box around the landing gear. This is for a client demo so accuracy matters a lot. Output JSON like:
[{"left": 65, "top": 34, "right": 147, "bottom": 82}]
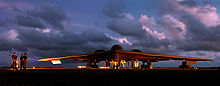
[
  {"left": 147, "top": 62, "right": 153, "bottom": 69},
  {"left": 179, "top": 61, "right": 197, "bottom": 70},
  {"left": 91, "top": 61, "right": 98, "bottom": 68},
  {"left": 141, "top": 61, "right": 147, "bottom": 69},
  {"left": 141, "top": 61, "right": 153, "bottom": 69},
  {"left": 86, "top": 60, "right": 98, "bottom": 68}
]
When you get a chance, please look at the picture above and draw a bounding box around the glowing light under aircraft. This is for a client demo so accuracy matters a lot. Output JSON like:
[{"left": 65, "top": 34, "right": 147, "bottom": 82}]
[
  {"left": 99, "top": 67, "right": 110, "bottom": 69},
  {"left": 121, "top": 60, "right": 126, "bottom": 68},
  {"left": 135, "top": 60, "right": 139, "bottom": 68},
  {"left": 78, "top": 66, "right": 86, "bottom": 68},
  {"left": 51, "top": 60, "right": 62, "bottom": 64}
]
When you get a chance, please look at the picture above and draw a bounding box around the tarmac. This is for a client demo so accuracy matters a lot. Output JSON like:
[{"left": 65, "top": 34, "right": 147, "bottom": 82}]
[{"left": 0, "top": 67, "right": 220, "bottom": 86}]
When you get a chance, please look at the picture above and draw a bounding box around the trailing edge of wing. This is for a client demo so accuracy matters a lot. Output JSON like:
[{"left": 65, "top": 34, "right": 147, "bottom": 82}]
[
  {"left": 38, "top": 54, "right": 89, "bottom": 61},
  {"left": 115, "top": 51, "right": 212, "bottom": 61}
]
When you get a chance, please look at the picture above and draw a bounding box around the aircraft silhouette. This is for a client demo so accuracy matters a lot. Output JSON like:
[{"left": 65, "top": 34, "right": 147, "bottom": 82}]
[{"left": 38, "top": 45, "right": 212, "bottom": 69}]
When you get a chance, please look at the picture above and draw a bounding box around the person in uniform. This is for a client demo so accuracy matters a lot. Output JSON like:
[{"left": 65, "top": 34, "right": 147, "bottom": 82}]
[
  {"left": 23, "top": 53, "right": 28, "bottom": 70},
  {"left": 12, "top": 52, "right": 18, "bottom": 71},
  {"left": 20, "top": 54, "right": 24, "bottom": 70}
]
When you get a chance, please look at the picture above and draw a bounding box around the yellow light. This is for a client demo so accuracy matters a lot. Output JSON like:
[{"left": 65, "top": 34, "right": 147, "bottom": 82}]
[
  {"left": 110, "top": 60, "right": 117, "bottom": 65},
  {"left": 110, "top": 60, "right": 118, "bottom": 69},
  {"left": 78, "top": 66, "right": 86, "bottom": 68},
  {"left": 121, "top": 60, "right": 126, "bottom": 68},
  {"left": 99, "top": 67, "right": 110, "bottom": 69},
  {"left": 135, "top": 60, "right": 139, "bottom": 68},
  {"left": 51, "top": 60, "right": 62, "bottom": 64}
]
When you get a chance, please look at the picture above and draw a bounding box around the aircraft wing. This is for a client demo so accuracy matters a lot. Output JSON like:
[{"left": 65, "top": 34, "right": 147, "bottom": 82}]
[
  {"left": 38, "top": 54, "right": 89, "bottom": 61},
  {"left": 38, "top": 50, "right": 212, "bottom": 64},
  {"left": 115, "top": 51, "right": 212, "bottom": 61}
]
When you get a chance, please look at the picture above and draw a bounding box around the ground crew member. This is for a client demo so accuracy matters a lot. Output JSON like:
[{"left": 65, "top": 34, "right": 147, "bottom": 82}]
[
  {"left": 12, "top": 52, "right": 18, "bottom": 71},
  {"left": 23, "top": 53, "right": 28, "bottom": 70},
  {"left": 20, "top": 54, "right": 24, "bottom": 70}
]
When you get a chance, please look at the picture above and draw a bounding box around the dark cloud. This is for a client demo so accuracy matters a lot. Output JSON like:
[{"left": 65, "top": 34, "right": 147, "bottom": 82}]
[
  {"left": 0, "top": 21, "right": 6, "bottom": 26},
  {"left": 13, "top": 27, "right": 113, "bottom": 57},
  {"left": 178, "top": 0, "right": 198, "bottom": 7},
  {"left": 102, "top": 0, "right": 126, "bottom": 18},
  {"left": 15, "top": 15, "right": 45, "bottom": 29},
  {"left": 103, "top": 0, "right": 172, "bottom": 51},
  {"left": 175, "top": 14, "right": 219, "bottom": 51},
  {"left": 106, "top": 18, "right": 144, "bottom": 37},
  {"left": 155, "top": 0, "right": 220, "bottom": 52},
  {"left": 103, "top": 0, "right": 143, "bottom": 37},
  {"left": 27, "top": 5, "right": 67, "bottom": 29}
]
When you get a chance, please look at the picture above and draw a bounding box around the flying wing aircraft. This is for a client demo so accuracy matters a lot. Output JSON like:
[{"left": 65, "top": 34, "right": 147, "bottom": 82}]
[{"left": 38, "top": 45, "right": 212, "bottom": 69}]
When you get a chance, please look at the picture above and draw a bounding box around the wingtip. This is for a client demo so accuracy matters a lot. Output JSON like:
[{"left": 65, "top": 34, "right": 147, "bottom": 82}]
[
  {"left": 201, "top": 58, "right": 213, "bottom": 61},
  {"left": 208, "top": 59, "right": 213, "bottom": 61}
]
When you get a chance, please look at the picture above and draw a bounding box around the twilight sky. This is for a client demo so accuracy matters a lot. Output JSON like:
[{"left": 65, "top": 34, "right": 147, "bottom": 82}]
[{"left": 0, "top": 0, "right": 220, "bottom": 67}]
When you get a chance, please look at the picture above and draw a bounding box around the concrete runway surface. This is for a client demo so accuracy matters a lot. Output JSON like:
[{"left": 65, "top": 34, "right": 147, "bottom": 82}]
[{"left": 0, "top": 67, "right": 220, "bottom": 86}]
